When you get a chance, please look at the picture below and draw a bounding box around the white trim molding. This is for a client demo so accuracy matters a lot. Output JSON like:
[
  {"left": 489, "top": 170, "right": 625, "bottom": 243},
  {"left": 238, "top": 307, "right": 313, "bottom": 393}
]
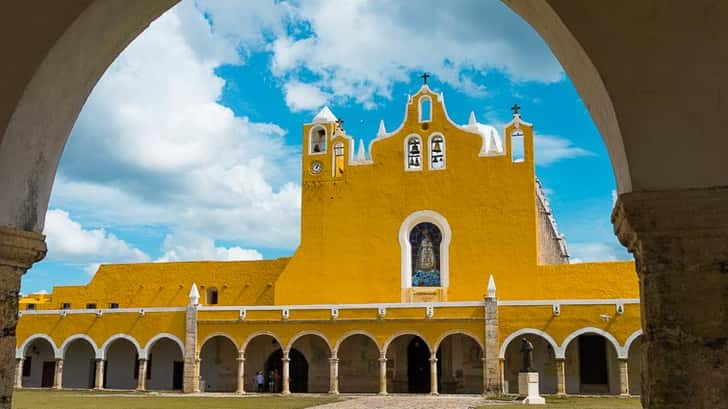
[
  {"left": 17, "top": 333, "right": 59, "bottom": 359},
  {"left": 427, "top": 132, "right": 446, "bottom": 171},
  {"left": 404, "top": 134, "right": 423, "bottom": 172},
  {"left": 383, "top": 331, "right": 432, "bottom": 355},
  {"left": 286, "top": 330, "right": 333, "bottom": 353},
  {"left": 399, "top": 210, "right": 452, "bottom": 296},
  {"left": 59, "top": 334, "right": 98, "bottom": 358},
  {"left": 623, "top": 329, "right": 643, "bottom": 356},
  {"left": 560, "top": 327, "right": 625, "bottom": 359},
  {"left": 143, "top": 333, "right": 184, "bottom": 360},
  {"left": 333, "top": 330, "right": 381, "bottom": 356},
  {"left": 199, "top": 332, "right": 239, "bottom": 352},
  {"left": 433, "top": 330, "right": 484, "bottom": 352},
  {"left": 99, "top": 333, "right": 143, "bottom": 360},
  {"left": 241, "top": 331, "right": 283, "bottom": 354},
  {"left": 499, "top": 328, "right": 560, "bottom": 359}
]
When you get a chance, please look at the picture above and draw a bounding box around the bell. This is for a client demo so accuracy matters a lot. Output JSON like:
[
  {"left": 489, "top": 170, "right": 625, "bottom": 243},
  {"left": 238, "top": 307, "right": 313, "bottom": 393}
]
[
  {"left": 432, "top": 141, "right": 442, "bottom": 153},
  {"left": 411, "top": 144, "right": 420, "bottom": 155}
]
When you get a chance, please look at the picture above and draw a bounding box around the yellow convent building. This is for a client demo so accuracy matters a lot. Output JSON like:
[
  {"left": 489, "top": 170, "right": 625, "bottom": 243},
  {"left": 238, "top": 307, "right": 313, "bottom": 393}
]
[{"left": 15, "top": 85, "right": 642, "bottom": 397}]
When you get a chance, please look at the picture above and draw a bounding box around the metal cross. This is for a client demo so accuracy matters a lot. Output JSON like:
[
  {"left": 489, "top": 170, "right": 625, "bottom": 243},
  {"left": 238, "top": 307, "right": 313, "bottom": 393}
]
[
  {"left": 511, "top": 104, "right": 521, "bottom": 115},
  {"left": 420, "top": 72, "right": 430, "bottom": 85},
  {"left": 335, "top": 118, "right": 345, "bottom": 127}
]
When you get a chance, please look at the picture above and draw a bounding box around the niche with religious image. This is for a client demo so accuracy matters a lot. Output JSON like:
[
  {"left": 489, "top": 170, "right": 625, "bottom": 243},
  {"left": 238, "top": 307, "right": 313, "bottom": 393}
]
[{"left": 410, "top": 222, "right": 441, "bottom": 286}]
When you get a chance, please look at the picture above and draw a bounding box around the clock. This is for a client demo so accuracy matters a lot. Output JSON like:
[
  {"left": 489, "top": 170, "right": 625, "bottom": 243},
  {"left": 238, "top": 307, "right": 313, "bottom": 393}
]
[{"left": 310, "top": 160, "right": 323, "bottom": 174}]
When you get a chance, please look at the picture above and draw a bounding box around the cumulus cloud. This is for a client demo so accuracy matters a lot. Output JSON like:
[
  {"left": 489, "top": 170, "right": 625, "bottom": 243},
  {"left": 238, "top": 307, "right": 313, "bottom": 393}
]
[
  {"left": 284, "top": 81, "right": 331, "bottom": 112},
  {"left": 157, "top": 232, "right": 263, "bottom": 262},
  {"left": 569, "top": 242, "right": 632, "bottom": 263},
  {"left": 534, "top": 134, "right": 594, "bottom": 166},
  {"left": 44, "top": 209, "right": 150, "bottom": 265}
]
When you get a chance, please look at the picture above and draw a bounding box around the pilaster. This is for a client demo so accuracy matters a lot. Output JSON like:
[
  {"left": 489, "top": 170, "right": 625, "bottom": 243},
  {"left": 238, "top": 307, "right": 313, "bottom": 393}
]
[
  {"left": 182, "top": 284, "right": 199, "bottom": 393},
  {"left": 613, "top": 188, "right": 728, "bottom": 409},
  {"left": 483, "top": 284, "right": 500, "bottom": 396}
]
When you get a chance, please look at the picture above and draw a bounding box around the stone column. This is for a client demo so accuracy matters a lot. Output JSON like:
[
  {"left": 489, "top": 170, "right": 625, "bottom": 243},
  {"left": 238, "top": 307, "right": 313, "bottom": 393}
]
[
  {"left": 378, "top": 354, "right": 387, "bottom": 395},
  {"left": 183, "top": 284, "right": 199, "bottom": 393},
  {"left": 483, "top": 281, "right": 500, "bottom": 396},
  {"left": 0, "top": 227, "right": 46, "bottom": 408},
  {"left": 136, "top": 358, "right": 147, "bottom": 391},
  {"left": 236, "top": 353, "right": 245, "bottom": 394},
  {"left": 193, "top": 357, "right": 200, "bottom": 393},
  {"left": 618, "top": 359, "right": 629, "bottom": 396},
  {"left": 328, "top": 356, "right": 339, "bottom": 395},
  {"left": 555, "top": 358, "right": 566, "bottom": 396},
  {"left": 281, "top": 351, "right": 290, "bottom": 395},
  {"left": 14, "top": 359, "right": 22, "bottom": 389},
  {"left": 52, "top": 358, "right": 63, "bottom": 389},
  {"left": 429, "top": 352, "right": 438, "bottom": 395},
  {"left": 613, "top": 189, "right": 728, "bottom": 409},
  {"left": 94, "top": 359, "right": 104, "bottom": 390}
]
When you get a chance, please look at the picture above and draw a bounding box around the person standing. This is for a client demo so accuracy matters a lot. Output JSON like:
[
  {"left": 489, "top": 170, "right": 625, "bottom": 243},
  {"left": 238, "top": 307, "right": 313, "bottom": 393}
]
[
  {"left": 256, "top": 371, "right": 265, "bottom": 393},
  {"left": 268, "top": 370, "right": 275, "bottom": 393}
]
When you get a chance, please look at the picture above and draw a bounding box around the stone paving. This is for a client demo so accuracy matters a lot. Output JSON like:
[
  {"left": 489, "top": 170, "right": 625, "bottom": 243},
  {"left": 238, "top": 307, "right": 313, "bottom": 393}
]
[{"left": 309, "top": 394, "right": 506, "bottom": 409}]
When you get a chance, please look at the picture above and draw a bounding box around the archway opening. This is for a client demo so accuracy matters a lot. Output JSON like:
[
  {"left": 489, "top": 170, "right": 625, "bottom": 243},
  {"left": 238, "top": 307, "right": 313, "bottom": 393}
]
[
  {"left": 244, "top": 334, "right": 282, "bottom": 393},
  {"left": 627, "top": 335, "right": 642, "bottom": 395},
  {"left": 436, "top": 334, "right": 483, "bottom": 394},
  {"left": 386, "top": 334, "right": 430, "bottom": 393},
  {"left": 104, "top": 338, "right": 138, "bottom": 389},
  {"left": 564, "top": 334, "right": 620, "bottom": 395},
  {"left": 288, "top": 334, "right": 331, "bottom": 393},
  {"left": 21, "top": 338, "right": 55, "bottom": 388},
  {"left": 199, "top": 335, "right": 238, "bottom": 392},
  {"left": 264, "top": 348, "right": 307, "bottom": 393},
  {"left": 337, "top": 334, "right": 380, "bottom": 393},
  {"left": 146, "top": 337, "right": 184, "bottom": 391},
  {"left": 62, "top": 339, "right": 95, "bottom": 389},
  {"left": 503, "top": 334, "right": 557, "bottom": 394}
]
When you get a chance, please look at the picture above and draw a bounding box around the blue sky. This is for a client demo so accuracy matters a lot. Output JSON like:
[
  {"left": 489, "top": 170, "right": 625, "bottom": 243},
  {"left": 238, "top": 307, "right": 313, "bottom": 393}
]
[{"left": 21, "top": 0, "right": 631, "bottom": 295}]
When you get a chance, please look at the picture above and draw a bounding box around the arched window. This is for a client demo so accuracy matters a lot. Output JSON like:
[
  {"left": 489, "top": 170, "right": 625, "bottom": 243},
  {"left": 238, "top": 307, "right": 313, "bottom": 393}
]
[
  {"left": 429, "top": 134, "right": 445, "bottom": 169},
  {"left": 409, "top": 222, "right": 442, "bottom": 287},
  {"left": 206, "top": 287, "right": 218, "bottom": 305},
  {"left": 419, "top": 96, "right": 432, "bottom": 122},
  {"left": 309, "top": 126, "right": 327, "bottom": 154},
  {"left": 511, "top": 129, "right": 524, "bottom": 162},
  {"left": 333, "top": 142, "right": 345, "bottom": 177},
  {"left": 405, "top": 136, "right": 422, "bottom": 170}
]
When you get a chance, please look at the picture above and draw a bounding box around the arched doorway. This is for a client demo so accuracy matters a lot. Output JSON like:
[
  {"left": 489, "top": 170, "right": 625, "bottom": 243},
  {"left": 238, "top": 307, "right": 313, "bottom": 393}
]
[
  {"left": 386, "top": 334, "right": 431, "bottom": 393},
  {"left": 564, "top": 334, "right": 620, "bottom": 395},
  {"left": 243, "top": 334, "right": 283, "bottom": 393},
  {"left": 265, "top": 348, "right": 307, "bottom": 393},
  {"left": 288, "top": 334, "right": 331, "bottom": 393},
  {"left": 103, "top": 338, "right": 139, "bottom": 389},
  {"left": 61, "top": 339, "right": 95, "bottom": 389},
  {"left": 503, "top": 334, "right": 557, "bottom": 394},
  {"left": 436, "top": 334, "right": 483, "bottom": 394},
  {"left": 627, "top": 335, "right": 642, "bottom": 395},
  {"left": 337, "top": 334, "right": 380, "bottom": 393},
  {"left": 199, "top": 335, "right": 237, "bottom": 392},
  {"left": 21, "top": 337, "right": 56, "bottom": 388},
  {"left": 146, "top": 337, "right": 184, "bottom": 391}
]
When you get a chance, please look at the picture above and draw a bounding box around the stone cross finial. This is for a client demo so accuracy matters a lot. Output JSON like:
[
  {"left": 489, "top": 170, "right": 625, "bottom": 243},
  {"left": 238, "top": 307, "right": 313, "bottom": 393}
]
[{"left": 420, "top": 72, "right": 430, "bottom": 85}]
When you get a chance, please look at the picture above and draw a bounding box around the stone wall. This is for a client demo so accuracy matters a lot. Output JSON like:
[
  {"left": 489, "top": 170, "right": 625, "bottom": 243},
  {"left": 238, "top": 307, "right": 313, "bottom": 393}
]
[{"left": 535, "top": 179, "right": 569, "bottom": 265}]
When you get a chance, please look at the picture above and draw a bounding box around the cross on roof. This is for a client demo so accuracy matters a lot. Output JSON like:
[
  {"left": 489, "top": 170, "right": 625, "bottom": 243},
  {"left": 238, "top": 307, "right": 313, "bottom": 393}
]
[
  {"left": 511, "top": 104, "right": 521, "bottom": 115},
  {"left": 336, "top": 118, "right": 344, "bottom": 126},
  {"left": 420, "top": 72, "right": 430, "bottom": 85}
]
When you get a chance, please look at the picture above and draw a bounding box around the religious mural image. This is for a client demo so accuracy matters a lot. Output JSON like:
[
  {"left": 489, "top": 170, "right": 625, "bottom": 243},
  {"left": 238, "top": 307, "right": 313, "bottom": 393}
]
[{"left": 410, "top": 222, "right": 441, "bottom": 286}]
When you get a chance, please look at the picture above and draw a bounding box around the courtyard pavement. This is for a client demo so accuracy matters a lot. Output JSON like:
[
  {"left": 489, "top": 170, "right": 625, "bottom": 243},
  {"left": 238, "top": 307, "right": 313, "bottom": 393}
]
[{"left": 310, "top": 394, "right": 505, "bottom": 409}]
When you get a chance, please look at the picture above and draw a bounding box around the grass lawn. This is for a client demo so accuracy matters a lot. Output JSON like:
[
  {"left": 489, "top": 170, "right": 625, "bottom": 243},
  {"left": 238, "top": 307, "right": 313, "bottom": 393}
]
[
  {"left": 12, "top": 390, "right": 339, "bottom": 409},
  {"left": 480, "top": 396, "right": 642, "bottom": 408}
]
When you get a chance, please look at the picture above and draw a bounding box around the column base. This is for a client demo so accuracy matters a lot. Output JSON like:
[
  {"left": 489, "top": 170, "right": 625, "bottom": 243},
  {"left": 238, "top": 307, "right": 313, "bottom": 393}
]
[{"left": 378, "top": 391, "right": 388, "bottom": 396}]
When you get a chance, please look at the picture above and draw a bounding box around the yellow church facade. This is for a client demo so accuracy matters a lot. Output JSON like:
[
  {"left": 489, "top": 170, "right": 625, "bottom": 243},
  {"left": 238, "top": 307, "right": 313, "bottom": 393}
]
[{"left": 14, "top": 85, "right": 642, "bottom": 397}]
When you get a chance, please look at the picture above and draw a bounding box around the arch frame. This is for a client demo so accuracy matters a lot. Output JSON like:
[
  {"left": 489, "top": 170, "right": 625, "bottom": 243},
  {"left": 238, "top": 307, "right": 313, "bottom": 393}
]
[
  {"left": 433, "top": 330, "right": 484, "bottom": 352},
  {"left": 99, "top": 333, "right": 143, "bottom": 360},
  {"left": 427, "top": 132, "right": 446, "bottom": 171},
  {"left": 499, "top": 328, "right": 560, "bottom": 359},
  {"left": 143, "top": 333, "right": 184, "bottom": 360},
  {"left": 17, "top": 333, "right": 59, "bottom": 359},
  {"left": 285, "top": 330, "right": 333, "bottom": 354},
  {"left": 398, "top": 209, "right": 452, "bottom": 292},
  {"left": 623, "top": 329, "right": 643, "bottom": 356},
  {"left": 240, "top": 330, "right": 283, "bottom": 354},
  {"left": 403, "top": 133, "right": 424, "bottom": 172},
  {"left": 560, "top": 327, "right": 626, "bottom": 359},
  {"left": 418, "top": 95, "right": 433, "bottom": 123},
  {"left": 308, "top": 124, "right": 328, "bottom": 155},
  {"left": 59, "top": 334, "right": 99, "bottom": 359},
  {"left": 383, "top": 331, "right": 432, "bottom": 355},
  {"left": 199, "top": 332, "right": 239, "bottom": 354},
  {"left": 333, "top": 330, "right": 382, "bottom": 357}
]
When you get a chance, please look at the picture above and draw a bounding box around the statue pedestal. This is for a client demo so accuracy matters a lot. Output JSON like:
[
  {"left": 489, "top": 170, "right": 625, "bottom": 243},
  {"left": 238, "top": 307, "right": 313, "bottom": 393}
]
[{"left": 518, "top": 372, "right": 545, "bottom": 405}]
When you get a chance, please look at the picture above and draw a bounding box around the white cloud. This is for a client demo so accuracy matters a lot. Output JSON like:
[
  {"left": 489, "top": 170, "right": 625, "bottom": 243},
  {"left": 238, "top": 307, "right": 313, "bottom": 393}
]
[
  {"left": 569, "top": 242, "right": 632, "bottom": 263},
  {"left": 157, "top": 232, "right": 263, "bottom": 262},
  {"left": 534, "top": 134, "right": 594, "bottom": 166},
  {"left": 44, "top": 209, "right": 150, "bottom": 264},
  {"left": 284, "top": 81, "right": 331, "bottom": 112}
]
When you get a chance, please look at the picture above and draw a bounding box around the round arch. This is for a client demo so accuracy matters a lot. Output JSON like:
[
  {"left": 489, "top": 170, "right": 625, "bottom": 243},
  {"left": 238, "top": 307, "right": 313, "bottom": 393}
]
[
  {"left": 398, "top": 210, "right": 452, "bottom": 290},
  {"left": 17, "top": 334, "right": 59, "bottom": 359},
  {"left": 434, "top": 330, "right": 483, "bottom": 352},
  {"left": 241, "top": 331, "right": 283, "bottom": 354},
  {"left": 499, "top": 328, "right": 560, "bottom": 359},
  {"left": 333, "top": 330, "right": 382, "bottom": 356},
  {"left": 286, "top": 330, "right": 333, "bottom": 353},
  {"left": 623, "top": 329, "right": 643, "bottom": 355},
  {"left": 199, "top": 332, "right": 238, "bottom": 352},
  {"left": 560, "top": 327, "right": 625, "bottom": 359},
  {"left": 383, "top": 331, "right": 432, "bottom": 354},
  {"left": 99, "top": 334, "right": 143, "bottom": 360},
  {"left": 143, "top": 333, "right": 184, "bottom": 360},
  {"left": 59, "top": 334, "right": 99, "bottom": 358}
]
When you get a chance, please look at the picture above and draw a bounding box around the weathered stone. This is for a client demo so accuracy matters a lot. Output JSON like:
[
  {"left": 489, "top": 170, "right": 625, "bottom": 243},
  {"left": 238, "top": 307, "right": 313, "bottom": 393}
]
[{"left": 483, "top": 295, "right": 500, "bottom": 396}]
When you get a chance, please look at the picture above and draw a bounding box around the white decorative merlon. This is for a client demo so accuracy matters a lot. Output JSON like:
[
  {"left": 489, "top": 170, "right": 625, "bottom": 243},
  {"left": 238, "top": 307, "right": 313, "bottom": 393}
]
[
  {"left": 468, "top": 111, "right": 476, "bottom": 126},
  {"left": 312, "top": 106, "right": 337, "bottom": 123},
  {"left": 189, "top": 283, "right": 200, "bottom": 306},
  {"left": 552, "top": 304, "right": 561, "bottom": 317},
  {"left": 487, "top": 275, "right": 496, "bottom": 298},
  {"left": 377, "top": 119, "right": 387, "bottom": 138},
  {"left": 463, "top": 116, "right": 503, "bottom": 155},
  {"left": 356, "top": 139, "right": 366, "bottom": 162},
  {"left": 425, "top": 305, "right": 434, "bottom": 319}
]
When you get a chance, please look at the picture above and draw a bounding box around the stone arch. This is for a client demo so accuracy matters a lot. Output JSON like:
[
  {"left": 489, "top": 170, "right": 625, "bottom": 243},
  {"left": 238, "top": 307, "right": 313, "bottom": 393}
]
[
  {"left": 561, "top": 327, "right": 622, "bottom": 395},
  {"left": 199, "top": 334, "right": 239, "bottom": 392},
  {"left": 18, "top": 334, "right": 59, "bottom": 359},
  {"left": 99, "top": 334, "right": 143, "bottom": 360},
  {"left": 383, "top": 331, "right": 432, "bottom": 355},
  {"left": 60, "top": 334, "right": 98, "bottom": 358},
  {"left": 199, "top": 332, "right": 238, "bottom": 352},
  {"left": 143, "top": 333, "right": 184, "bottom": 360},
  {"left": 433, "top": 330, "right": 483, "bottom": 352},
  {"left": 18, "top": 334, "right": 58, "bottom": 388},
  {"left": 241, "top": 330, "right": 283, "bottom": 354},
  {"left": 384, "top": 331, "right": 432, "bottom": 393},
  {"left": 285, "top": 330, "right": 332, "bottom": 353},
  {"left": 499, "top": 328, "right": 560, "bottom": 359},
  {"left": 242, "top": 331, "right": 284, "bottom": 393},
  {"left": 333, "top": 330, "right": 381, "bottom": 356},
  {"left": 286, "top": 331, "right": 332, "bottom": 393},
  {"left": 60, "top": 335, "right": 97, "bottom": 389},
  {"left": 434, "top": 330, "right": 484, "bottom": 394},
  {"left": 398, "top": 210, "right": 452, "bottom": 292},
  {"left": 560, "top": 327, "right": 624, "bottom": 359},
  {"left": 623, "top": 329, "right": 643, "bottom": 356}
]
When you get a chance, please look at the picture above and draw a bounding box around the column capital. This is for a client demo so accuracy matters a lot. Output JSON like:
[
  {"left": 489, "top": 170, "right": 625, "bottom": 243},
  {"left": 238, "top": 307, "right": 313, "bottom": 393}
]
[
  {"left": 328, "top": 357, "right": 339, "bottom": 363},
  {"left": 236, "top": 357, "right": 245, "bottom": 363},
  {"left": 0, "top": 226, "right": 46, "bottom": 269},
  {"left": 281, "top": 357, "right": 290, "bottom": 363},
  {"left": 378, "top": 357, "right": 387, "bottom": 363}
]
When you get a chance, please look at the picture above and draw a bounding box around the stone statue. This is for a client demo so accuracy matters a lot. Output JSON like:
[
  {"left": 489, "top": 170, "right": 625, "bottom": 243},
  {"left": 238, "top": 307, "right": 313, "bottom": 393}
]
[
  {"left": 415, "top": 229, "right": 437, "bottom": 272},
  {"left": 520, "top": 337, "right": 535, "bottom": 372}
]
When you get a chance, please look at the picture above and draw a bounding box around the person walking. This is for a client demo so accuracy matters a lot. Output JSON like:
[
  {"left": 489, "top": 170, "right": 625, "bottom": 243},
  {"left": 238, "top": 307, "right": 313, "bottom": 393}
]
[
  {"left": 268, "top": 370, "right": 276, "bottom": 393},
  {"left": 256, "top": 371, "right": 265, "bottom": 393}
]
